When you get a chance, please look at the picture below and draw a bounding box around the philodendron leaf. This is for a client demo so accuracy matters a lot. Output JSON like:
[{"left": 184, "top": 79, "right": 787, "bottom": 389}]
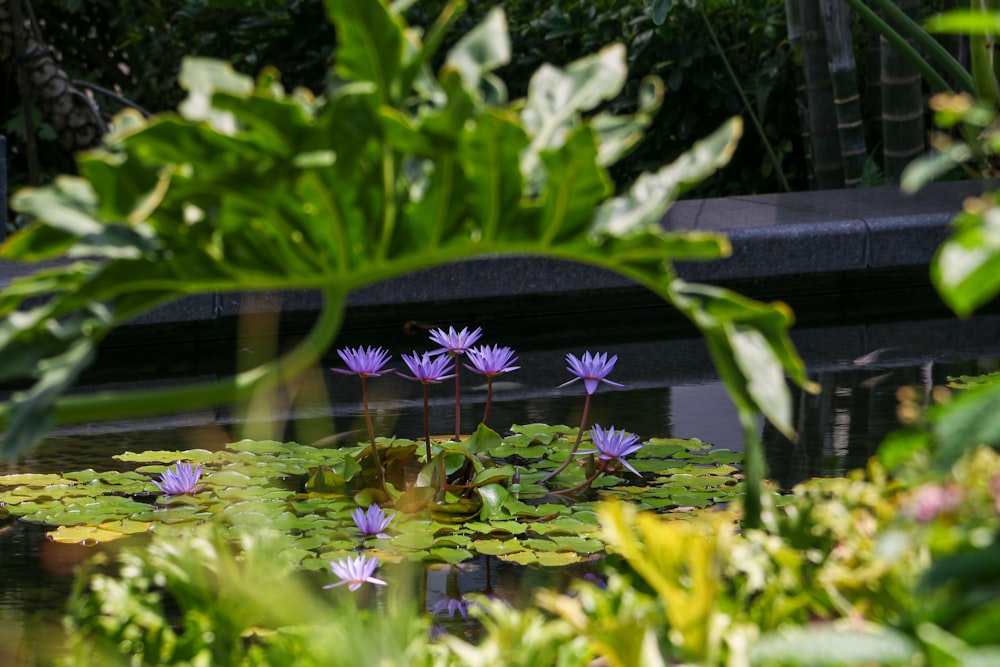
[
  {"left": 591, "top": 117, "right": 742, "bottom": 242},
  {"left": 728, "top": 323, "right": 793, "bottom": 439},
  {"left": 667, "top": 280, "right": 813, "bottom": 439},
  {"left": 0, "top": 0, "right": 801, "bottom": 471},
  {"left": 325, "top": 0, "right": 405, "bottom": 103},
  {"left": 444, "top": 8, "right": 511, "bottom": 96},
  {"left": 521, "top": 43, "right": 628, "bottom": 184}
]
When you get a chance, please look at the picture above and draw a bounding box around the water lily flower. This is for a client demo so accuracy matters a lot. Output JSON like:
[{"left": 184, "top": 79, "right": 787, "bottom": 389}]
[
  {"left": 465, "top": 344, "right": 520, "bottom": 426},
  {"left": 398, "top": 351, "right": 456, "bottom": 384},
  {"left": 323, "top": 554, "right": 387, "bottom": 592},
  {"left": 429, "top": 327, "right": 481, "bottom": 440},
  {"left": 152, "top": 462, "right": 205, "bottom": 495},
  {"left": 331, "top": 345, "right": 394, "bottom": 377},
  {"left": 465, "top": 344, "right": 520, "bottom": 377},
  {"left": 429, "top": 326, "right": 483, "bottom": 356},
  {"left": 351, "top": 504, "right": 394, "bottom": 538},
  {"left": 332, "top": 345, "right": 393, "bottom": 490},
  {"left": 560, "top": 351, "right": 624, "bottom": 395},
  {"left": 577, "top": 424, "right": 643, "bottom": 476}
]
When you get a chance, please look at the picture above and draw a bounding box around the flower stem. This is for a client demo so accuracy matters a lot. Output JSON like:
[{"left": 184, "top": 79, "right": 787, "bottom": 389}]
[
  {"left": 360, "top": 376, "right": 385, "bottom": 491},
  {"left": 453, "top": 352, "right": 462, "bottom": 441},
  {"left": 482, "top": 376, "right": 494, "bottom": 426},
  {"left": 422, "top": 383, "right": 433, "bottom": 463},
  {"left": 550, "top": 467, "right": 602, "bottom": 496},
  {"left": 539, "top": 392, "right": 592, "bottom": 483}
]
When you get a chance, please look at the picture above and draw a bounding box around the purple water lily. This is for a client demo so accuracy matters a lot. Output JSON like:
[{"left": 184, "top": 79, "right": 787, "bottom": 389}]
[
  {"left": 542, "top": 351, "right": 624, "bottom": 484},
  {"left": 332, "top": 345, "right": 394, "bottom": 377},
  {"left": 428, "top": 327, "right": 482, "bottom": 440},
  {"left": 560, "top": 351, "right": 623, "bottom": 395},
  {"left": 398, "top": 351, "right": 456, "bottom": 384},
  {"left": 465, "top": 344, "right": 520, "bottom": 426},
  {"left": 351, "top": 504, "right": 394, "bottom": 538},
  {"left": 429, "top": 326, "right": 483, "bottom": 356},
  {"left": 332, "top": 345, "right": 394, "bottom": 491},
  {"left": 577, "top": 424, "right": 643, "bottom": 476},
  {"left": 152, "top": 462, "right": 205, "bottom": 496},
  {"left": 323, "top": 554, "right": 387, "bottom": 592}
]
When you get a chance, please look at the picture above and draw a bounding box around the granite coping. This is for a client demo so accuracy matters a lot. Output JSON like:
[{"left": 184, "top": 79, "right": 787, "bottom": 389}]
[{"left": 0, "top": 180, "right": 988, "bottom": 329}]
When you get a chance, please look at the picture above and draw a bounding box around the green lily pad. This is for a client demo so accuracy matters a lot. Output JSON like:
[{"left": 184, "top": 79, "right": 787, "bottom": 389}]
[
  {"left": 0, "top": 473, "right": 71, "bottom": 487},
  {"left": 472, "top": 538, "right": 526, "bottom": 556}
]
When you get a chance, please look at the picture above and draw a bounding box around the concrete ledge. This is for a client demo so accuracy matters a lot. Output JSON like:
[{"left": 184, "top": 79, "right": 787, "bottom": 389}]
[{"left": 0, "top": 180, "right": 988, "bottom": 330}]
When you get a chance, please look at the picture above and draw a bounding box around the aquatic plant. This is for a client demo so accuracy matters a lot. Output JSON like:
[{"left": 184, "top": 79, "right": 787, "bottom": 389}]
[
  {"left": 541, "top": 351, "right": 622, "bottom": 483},
  {"left": 151, "top": 462, "right": 204, "bottom": 496},
  {"left": 324, "top": 554, "right": 387, "bottom": 592},
  {"left": 464, "top": 344, "right": 520, "bottom": 427},
  {"left": 351, "top": 504, "right": 394, "bottom": 539},
  {"left": 332, "top": 345, "right": 394, "bottom": 489},
  {"left": 429, "top": 326, "right": 483, "bottom": 440}
]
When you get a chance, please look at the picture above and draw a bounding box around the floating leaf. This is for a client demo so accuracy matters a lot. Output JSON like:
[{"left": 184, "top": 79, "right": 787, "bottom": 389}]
[
  {"left": 47, "top": 524, "right": 132, "bottom": 545},
  {"left": 0, "top": 473, "right": 71, "bottom": 486}
]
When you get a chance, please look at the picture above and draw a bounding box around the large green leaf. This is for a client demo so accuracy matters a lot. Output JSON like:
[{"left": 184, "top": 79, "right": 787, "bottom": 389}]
[
  {"left": 325, "top": 0, "right": 405, "bottom": 103},
  {"left": 0, "top": 0, "right": 803, "bottom": 477}
]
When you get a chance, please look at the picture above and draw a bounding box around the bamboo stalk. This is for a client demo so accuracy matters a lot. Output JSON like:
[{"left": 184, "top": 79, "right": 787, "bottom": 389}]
[
  {"left": 785, "top": 0, "right": 816, "bottom": 189},
  {"left": 821, "top": 0, "right": 867, "bottom": 187},
  {"left": 880, "top": 0, "right": 925, "bottom": 183},
  {"left": 800, "top": 0, "right": 845, "bottom": 189}
]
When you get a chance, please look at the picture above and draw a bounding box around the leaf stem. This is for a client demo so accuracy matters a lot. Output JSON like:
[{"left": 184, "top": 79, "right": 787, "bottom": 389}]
[{"left": 0, "top": 288, "right": 346, "bottom": 439}]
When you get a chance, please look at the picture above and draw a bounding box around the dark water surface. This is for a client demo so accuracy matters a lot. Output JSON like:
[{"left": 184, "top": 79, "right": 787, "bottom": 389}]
[{"left": 2, "top": 288, "right": 999, "bottom": 658}]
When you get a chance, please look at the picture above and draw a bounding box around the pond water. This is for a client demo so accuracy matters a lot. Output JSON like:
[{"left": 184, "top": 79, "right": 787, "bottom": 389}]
[{"left": 2, "top": 283, "right": 999, "bottom": 659}]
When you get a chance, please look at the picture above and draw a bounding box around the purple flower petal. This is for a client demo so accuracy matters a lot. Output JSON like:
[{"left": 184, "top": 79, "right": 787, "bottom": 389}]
[
  {"left": 152, "top": 462, "right": 205, "bottom": 495},
  {"left": 464, "top": 345, "right": 520, "bottom": 376},
  {"left": 397, "top": 351, "right": 456, "bottom": 383},
  {"left": 324, "top": 554, "right": 387, "bottom": 591},
  {"left": 351, "top": 504, "right": 394, "bottom": 538},
  {"left": 559, "top": 351, "right": 623, "bottom": 395},
  {"left": 577, "top": 424, "right": 643, "bottom": 476},
  {"left": 429, "top": 326, "right": 483, "bottom": 356},
  {"left": 332, "top": 345, "right": 394, "bottom": 377}
]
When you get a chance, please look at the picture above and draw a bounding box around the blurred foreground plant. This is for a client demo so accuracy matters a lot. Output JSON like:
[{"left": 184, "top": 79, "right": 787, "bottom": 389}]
[{"left": 0, "top": 0, "right": 810, "bottom": 528}]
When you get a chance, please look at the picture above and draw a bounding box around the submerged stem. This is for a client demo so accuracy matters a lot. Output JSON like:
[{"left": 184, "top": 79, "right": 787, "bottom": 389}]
[{"left": 539, "top": 392, "right": 592, "bottom": 483}]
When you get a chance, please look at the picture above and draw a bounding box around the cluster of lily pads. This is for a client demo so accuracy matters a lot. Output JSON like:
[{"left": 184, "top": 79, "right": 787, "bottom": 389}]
[{"left": 0, "top": 326, "right": 745, "bottom": 592}]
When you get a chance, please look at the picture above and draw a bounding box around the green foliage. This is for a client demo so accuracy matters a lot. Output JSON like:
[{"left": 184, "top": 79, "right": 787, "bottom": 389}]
[
  {"left": 410, "top": 0, "right": 804, "bottom": 195},
  {"left": 62, "top": 525, "right": 438, "bottom": 667}
]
